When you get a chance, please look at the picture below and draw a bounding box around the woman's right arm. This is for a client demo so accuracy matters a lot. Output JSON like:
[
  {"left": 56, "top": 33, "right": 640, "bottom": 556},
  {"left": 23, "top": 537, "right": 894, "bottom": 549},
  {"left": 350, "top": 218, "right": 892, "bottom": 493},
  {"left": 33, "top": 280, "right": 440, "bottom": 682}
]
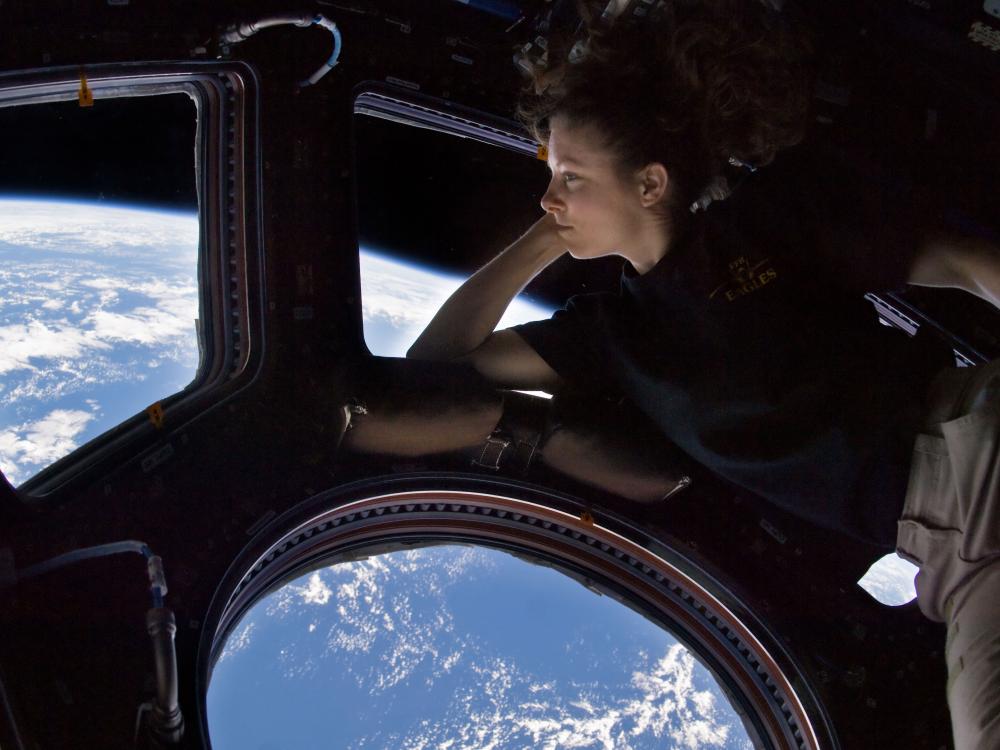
[
  {"left": 908, "top": 230, "right": 1000, "bottom": 310},
  {"left": 406, "top": 214, "right": 566, "bottom": 389}
]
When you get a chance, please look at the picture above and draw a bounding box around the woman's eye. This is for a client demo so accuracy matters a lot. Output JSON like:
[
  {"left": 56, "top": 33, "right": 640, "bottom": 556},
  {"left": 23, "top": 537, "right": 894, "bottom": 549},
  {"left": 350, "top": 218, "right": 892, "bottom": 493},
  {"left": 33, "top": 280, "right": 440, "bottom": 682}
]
[{"left": 562, "top": 173, "right": 578, "bottom": 184}]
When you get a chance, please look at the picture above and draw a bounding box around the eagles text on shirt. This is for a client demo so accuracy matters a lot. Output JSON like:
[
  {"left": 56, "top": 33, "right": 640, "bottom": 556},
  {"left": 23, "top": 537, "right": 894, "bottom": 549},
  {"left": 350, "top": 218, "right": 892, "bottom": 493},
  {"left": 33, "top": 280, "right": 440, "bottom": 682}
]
[{"left": 709, "top": 256, "right": 779, "bottom": 302}]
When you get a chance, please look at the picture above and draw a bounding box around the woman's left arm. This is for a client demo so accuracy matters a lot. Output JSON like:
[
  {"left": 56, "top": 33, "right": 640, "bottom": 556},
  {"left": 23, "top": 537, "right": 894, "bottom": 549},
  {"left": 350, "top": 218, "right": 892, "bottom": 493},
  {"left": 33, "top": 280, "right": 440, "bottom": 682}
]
[{"left": 909, "top": 231, "right": 1000, "bottom": 310}]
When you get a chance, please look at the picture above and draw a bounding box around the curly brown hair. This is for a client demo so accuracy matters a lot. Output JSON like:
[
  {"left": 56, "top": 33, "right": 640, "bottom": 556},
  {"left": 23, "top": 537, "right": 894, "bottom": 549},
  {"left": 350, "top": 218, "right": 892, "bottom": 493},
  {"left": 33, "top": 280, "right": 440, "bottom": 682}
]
[{"left": 519, "top": 0, "right": 813, "bottom": 220}]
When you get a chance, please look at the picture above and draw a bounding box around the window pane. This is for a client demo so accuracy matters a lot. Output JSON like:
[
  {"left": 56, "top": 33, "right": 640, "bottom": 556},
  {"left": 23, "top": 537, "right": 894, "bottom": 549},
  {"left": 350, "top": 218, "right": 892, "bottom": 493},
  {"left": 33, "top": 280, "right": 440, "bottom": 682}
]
[
  {"left": 857, "top": 552, "right": 918, "bottom": 606},
  {"left": 209, "top": 545, "right": 756, "bottom": 749},
  {"left": 0, "top": 95, "right": 198, "bottom": 486}
]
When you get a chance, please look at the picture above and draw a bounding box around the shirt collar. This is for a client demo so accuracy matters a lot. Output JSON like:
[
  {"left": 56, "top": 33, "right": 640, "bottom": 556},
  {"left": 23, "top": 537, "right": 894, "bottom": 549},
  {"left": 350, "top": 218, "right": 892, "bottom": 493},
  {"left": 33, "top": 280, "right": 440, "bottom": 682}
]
[{"left": 620, "top": 218, "right": 707, "bottom": 307}]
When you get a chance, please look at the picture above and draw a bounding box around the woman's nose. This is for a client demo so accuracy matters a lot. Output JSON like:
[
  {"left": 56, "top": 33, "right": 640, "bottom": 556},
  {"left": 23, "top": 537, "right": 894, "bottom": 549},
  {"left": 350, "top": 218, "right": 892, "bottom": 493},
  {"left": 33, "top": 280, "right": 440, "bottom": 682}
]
[{"left": 540, "top": 180, "right": 564, "bottom": 214}]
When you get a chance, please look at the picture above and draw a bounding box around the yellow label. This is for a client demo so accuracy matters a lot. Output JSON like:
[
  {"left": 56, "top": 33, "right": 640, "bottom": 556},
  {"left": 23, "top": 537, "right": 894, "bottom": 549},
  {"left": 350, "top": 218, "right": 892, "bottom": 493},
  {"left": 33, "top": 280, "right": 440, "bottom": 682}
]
[
  {"left": 147, "top": 402, "right": 165, "bottom": 429},
  {"left": 79, "top": 72, "right": 94, "bottom": 107}
]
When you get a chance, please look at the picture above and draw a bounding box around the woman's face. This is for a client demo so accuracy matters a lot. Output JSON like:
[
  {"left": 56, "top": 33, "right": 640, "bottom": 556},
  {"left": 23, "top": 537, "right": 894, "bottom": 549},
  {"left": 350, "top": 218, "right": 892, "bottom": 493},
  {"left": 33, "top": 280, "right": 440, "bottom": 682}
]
[{"left": 540, "top": 115, "right": 665, "bottom": 265}]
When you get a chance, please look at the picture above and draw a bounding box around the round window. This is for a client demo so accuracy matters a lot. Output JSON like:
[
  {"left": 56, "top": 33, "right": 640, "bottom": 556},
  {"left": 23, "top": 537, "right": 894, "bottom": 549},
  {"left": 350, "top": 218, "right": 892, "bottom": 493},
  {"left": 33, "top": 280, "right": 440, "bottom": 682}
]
[{"left": 202, "top": 489, "right": 830, "bottom": 750}]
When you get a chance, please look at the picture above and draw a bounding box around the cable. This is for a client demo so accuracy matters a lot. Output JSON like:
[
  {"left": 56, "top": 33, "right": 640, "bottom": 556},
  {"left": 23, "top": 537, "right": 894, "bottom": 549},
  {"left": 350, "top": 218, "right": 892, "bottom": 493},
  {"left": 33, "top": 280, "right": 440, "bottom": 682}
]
[
  {"left": 18, "top": 540, "right": 151, "bottom": 579},
  {"left": 301, "top": 15, "right": 343, "bottom": 87},
  {"left": 218, "top": 13, "right": 315, "bottom": 43},
  {"left": 11, "top": 540, "right": 180, "bottom": 745},
  {"left": 15, "top": 540, "right": 167, "bottom": 609},
  {"left": 217, "top": 13, "right": 344, "bottom": 88}
]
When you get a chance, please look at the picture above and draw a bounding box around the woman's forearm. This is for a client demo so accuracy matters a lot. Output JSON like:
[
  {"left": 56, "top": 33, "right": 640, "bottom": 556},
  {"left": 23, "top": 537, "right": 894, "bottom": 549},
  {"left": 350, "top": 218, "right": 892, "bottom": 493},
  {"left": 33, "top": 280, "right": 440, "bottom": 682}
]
[
  {"left": 340, "top": 359, "right": 504, "bottom": 457},
  {"left": 909, "top": 231, "right": 1000, "bottom": 310},
  {"left": 407, "top": 215, "right": 564, "bottom": 361},
  {"left": 541, "top": 426, "right": 690, "bottom": 503}
]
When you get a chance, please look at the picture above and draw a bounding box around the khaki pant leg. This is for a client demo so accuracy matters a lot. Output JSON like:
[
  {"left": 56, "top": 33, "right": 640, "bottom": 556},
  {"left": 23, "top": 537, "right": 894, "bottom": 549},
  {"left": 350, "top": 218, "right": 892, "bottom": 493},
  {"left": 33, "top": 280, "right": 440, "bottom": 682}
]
[
  {"left": 946, "top": 564, "right": 1000, "bottom": 750},
  {"left": 897, "top": 359, "right": 1000, "bottom": 750}
]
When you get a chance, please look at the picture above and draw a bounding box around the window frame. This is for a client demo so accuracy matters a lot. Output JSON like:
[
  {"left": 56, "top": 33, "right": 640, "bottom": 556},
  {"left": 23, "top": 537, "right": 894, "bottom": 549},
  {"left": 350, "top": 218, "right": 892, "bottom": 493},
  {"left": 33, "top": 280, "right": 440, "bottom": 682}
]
[
  {"left": 0, "top": 61, "right": 265, "bottom": 498},
  {"left": 353, "top": 83, "right": 539, "bottom": 158}
]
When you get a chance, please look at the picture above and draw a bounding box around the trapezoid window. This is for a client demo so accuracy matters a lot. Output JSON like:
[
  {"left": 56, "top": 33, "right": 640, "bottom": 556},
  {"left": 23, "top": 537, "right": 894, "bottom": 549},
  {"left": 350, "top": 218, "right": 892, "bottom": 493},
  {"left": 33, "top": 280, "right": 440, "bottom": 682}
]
[
  {"left": 0, "top": 64, "right": 263, "bottom": 495},
  {"left": 353, "top": 88, "right": 620, "bottom": 365}
]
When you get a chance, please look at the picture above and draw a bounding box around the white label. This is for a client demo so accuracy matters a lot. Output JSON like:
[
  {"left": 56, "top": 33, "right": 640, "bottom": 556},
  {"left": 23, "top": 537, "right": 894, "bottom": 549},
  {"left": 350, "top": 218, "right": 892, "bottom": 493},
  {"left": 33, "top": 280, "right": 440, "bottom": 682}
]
[
  {"left": 385, "top": 76, "right": 420, "bottom": 91},
  {"left": 141, "top": 444, "right": 174, "bottom": 473}
]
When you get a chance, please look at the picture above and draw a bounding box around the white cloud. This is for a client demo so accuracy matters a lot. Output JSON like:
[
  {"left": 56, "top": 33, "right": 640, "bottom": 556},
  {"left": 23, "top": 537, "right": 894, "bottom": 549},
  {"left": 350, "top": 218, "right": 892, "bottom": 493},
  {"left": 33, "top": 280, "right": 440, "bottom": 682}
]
[
  {"left": 0, "top": 270, "right": 199, "bottom": 411},
  {"left": 0, "top": 202, "right": 199, "bottom": 362},
  {"left": 440, "top": 651, "right": 461, "bottom": 672},
  {"left": 0, "top": 407, "right": 96, "bottom": 483},
  {"left": 217, "top": 621, "right": 256, "bottom": 664},
  {"left": 0, "top": 199, "right": 198, "bottom": 267},
  {"left": 301, "top": 572, "right": 333, "bottom": 605},
  {"left": 86, "top": 305, "right": 196, "bottom": 345},
  {"left": 80, "top": 277, "right": 125, "bottom": 291},
  {"left": 625, "top": 644, "right": 730, "bottom": 748},
  {"left": 398, "top": 641, "right": 737, "bottom": 750},
  {"left": 82, "top": 278, "right": 198, "bottom": 346},
  {"left": 257, "top": 549, "right": 483, "bottom": 690},
  {"left": 0, "top": 358, "right": 133, "bottom": 409},
  {"left": 0, "top": 319, "right": 110, "bottom": 375}
]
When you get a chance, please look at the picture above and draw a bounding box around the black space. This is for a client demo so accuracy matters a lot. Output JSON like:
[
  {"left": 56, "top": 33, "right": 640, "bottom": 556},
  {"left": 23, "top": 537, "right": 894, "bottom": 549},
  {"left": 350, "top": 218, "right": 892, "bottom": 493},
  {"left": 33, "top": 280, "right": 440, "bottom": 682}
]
[
  {"left": 354, "top": 114, "right": 622, "bottom": 308},
  {"left": 0, "top": 93, "right": 197, "bottom": 210}
]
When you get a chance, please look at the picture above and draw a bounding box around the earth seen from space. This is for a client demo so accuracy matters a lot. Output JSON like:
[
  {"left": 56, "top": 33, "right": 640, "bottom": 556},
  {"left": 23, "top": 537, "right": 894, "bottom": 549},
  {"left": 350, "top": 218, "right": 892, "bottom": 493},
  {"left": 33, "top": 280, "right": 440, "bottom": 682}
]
[{"left": 0, "top": 197, "right": 201, "bottom": 486}]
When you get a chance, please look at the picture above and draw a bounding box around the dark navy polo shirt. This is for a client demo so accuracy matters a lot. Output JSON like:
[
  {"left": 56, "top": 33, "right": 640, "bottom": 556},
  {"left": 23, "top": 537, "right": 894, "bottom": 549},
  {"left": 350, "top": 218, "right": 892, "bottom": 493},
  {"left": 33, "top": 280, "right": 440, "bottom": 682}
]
[{"left": 513, "top": 142, "right": 951, "bottom": 548}]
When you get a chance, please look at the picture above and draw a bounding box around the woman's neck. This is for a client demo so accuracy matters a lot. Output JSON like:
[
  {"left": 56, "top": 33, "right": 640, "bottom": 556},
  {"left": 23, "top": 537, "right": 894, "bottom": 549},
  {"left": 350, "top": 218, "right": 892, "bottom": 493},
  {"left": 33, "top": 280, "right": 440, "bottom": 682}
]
[{"left": 623, "top": 220, "right": 673, "bottom": 275}]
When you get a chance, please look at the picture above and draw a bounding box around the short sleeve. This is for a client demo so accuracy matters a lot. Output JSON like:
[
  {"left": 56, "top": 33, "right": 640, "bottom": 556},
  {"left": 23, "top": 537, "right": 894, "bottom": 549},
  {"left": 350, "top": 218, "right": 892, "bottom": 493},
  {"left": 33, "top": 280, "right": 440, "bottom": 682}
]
[
  {"left": 737, "top": 140, "right": 937, "bottom": 294},
  {"left": 508, "top": 292, "right": 619, "bottom": 395}
]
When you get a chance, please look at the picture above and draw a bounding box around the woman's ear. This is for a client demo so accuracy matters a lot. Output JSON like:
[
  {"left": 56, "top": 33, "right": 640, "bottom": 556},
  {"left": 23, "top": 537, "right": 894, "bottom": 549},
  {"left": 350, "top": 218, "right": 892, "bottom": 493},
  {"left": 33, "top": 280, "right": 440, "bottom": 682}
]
[{"left": 638, "top": 163, "right": 669, "bottom": 207}]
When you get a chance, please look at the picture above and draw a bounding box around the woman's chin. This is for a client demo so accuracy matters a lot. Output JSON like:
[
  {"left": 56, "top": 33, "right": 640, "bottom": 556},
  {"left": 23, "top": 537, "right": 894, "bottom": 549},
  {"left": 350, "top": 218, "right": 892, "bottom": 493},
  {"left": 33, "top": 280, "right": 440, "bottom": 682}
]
[{"left": 567, "top": 245, "right": 611, "bottom": 261}]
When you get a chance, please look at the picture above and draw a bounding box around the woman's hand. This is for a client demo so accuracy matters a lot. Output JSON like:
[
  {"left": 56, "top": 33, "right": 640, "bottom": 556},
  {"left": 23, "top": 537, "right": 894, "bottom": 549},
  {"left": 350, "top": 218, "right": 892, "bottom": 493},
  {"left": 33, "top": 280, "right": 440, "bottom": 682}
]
[{"left": 518, "top": 212, "right": 566, "bottom": 256}]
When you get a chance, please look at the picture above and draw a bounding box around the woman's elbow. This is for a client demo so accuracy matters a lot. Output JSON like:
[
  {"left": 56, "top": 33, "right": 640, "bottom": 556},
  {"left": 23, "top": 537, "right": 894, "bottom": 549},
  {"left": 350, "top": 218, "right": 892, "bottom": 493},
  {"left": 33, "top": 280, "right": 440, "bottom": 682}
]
[
  {"left": 910, "top": 232, "right": 1000, "bottom": 306},
  {"left": 405, "top": 337, "right": 469, "bottom": 361},
  {"left": 405, "top": 341, "right": 445, "bottom": 361}
]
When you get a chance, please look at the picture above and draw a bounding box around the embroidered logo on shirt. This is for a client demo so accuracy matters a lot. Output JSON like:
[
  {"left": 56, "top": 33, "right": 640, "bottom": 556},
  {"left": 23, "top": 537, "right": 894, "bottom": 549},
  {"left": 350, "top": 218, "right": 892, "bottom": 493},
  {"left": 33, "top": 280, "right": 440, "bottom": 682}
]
[{"left": 709, "top": 256, "right": 778, "bottom": 302}]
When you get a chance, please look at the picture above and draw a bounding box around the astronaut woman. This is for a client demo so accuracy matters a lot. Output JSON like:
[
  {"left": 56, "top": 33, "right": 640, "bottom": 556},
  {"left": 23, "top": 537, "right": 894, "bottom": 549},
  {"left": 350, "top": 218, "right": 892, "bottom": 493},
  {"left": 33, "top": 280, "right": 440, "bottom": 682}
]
[{"left": 406, "top": 3, "right": 1000, "bottom": 747}]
